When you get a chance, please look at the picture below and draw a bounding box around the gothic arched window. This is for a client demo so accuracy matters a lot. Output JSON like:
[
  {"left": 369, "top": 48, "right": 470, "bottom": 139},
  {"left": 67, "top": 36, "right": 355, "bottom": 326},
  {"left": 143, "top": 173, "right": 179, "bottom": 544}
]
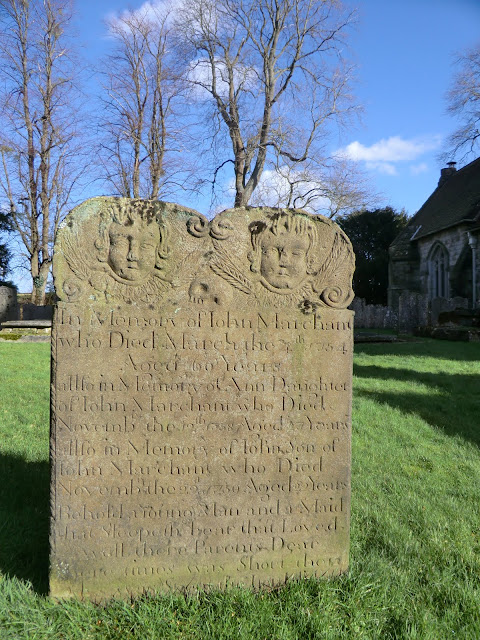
[{"left": 428, "top": 243, "right": 449, "bottom": 299}]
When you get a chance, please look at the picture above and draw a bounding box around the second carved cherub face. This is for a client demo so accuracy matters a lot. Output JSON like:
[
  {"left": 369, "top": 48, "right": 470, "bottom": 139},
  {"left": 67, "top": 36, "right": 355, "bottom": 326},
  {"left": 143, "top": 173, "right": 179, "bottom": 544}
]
[
  {"left": 259, "top": 229, "right": 310, "bottom": 291},
  {"left": 107, "top": 218, "right": 161, "bottom": 283}
]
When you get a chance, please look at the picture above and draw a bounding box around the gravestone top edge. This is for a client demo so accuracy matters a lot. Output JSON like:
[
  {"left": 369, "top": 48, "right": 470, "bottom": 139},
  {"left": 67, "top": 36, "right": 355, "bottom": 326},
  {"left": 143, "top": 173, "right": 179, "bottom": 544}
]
[{"left": 53, "top": 198, "right": 355, "bottom": 310}]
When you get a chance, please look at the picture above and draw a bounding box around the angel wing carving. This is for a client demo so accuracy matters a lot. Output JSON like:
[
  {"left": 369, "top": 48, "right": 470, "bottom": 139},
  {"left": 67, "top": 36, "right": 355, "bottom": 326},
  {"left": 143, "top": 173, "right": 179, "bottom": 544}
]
[
  {"left": 313, "top": 229, "right": 355, "bottom": 308},
  {"left": 61, "top": 231, "right": 93, "bottom": 284},
  {"left": 209, "top": 241, "right": 254, "bottom": 295}
]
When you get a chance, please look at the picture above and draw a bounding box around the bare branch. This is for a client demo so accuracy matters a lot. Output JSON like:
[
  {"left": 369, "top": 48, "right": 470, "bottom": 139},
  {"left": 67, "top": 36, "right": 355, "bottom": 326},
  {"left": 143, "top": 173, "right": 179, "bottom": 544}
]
[{"left": 443, "top": 43, "right": 480, "bottom": 162}]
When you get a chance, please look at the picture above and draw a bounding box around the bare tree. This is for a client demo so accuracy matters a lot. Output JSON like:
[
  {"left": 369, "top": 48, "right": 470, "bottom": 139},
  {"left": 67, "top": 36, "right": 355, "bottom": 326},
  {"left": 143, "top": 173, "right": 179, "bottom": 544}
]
[
  {"left": 445, "top": 44, "right": 480, "bottom": 161},
  {"left": 0, "top": 0, "right": 85, "bottom": 304},
  {"left": 99, "top": 5, "right": 187, "bottom": 200},
  {"left": 248, "top": 155, "right": 374, "bottom": 218},
  {"left": 175, "top": 0, "right": 359, "bottom": 209}
]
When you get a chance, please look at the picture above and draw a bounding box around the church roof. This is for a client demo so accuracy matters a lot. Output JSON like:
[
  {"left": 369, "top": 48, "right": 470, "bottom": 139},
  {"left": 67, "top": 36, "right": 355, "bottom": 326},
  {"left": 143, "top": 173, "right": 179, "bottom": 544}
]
[{"left": 397, "top": 156, "right": 480, "bottom": 243}]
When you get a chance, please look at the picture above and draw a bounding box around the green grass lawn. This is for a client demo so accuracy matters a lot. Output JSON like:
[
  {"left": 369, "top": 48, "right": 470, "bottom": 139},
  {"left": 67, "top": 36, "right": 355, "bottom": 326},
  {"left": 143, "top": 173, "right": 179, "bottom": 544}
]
[{"left": 1, "top": 339, "right": 479, "bottom": 639}]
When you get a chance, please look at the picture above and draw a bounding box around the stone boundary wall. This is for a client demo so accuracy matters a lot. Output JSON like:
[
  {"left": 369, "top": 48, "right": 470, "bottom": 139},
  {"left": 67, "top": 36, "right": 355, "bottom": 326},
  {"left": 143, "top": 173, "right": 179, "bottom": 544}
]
[
  {"left": 349, "top": 298, "right": 398, "bottom": 329},
  {"left": 18, "top": 302, "right": 53, "bottom": 321},
  {"left": 0, "top": 295, "right": 54, "bottom": 322},
  {"left": 352, "top": 294, "right": 469, "bottom": 332}
]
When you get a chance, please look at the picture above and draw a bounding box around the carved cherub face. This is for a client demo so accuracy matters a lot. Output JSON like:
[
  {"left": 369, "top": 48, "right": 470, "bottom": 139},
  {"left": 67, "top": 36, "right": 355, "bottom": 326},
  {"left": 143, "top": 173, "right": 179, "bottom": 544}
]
[
  {"left": 249, "top": 212, "right": 317, "bottom": 293},
  {"left": 259, "top": 230, "right": 310, "bottom": 291},
  {"left": 107, "top": 218, "right": 161, "bottom": 283}
]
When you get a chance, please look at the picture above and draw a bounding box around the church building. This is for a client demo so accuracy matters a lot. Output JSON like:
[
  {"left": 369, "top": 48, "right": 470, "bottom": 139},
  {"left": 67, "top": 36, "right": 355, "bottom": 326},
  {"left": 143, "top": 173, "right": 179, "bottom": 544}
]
[{"left": 389, "top": 157, "right": 480, "bottom": 312}]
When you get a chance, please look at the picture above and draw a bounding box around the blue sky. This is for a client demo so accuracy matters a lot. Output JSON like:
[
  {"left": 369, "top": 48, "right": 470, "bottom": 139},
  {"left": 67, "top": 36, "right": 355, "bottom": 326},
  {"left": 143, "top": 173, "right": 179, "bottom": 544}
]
[
  {"left": 6, "top": 0, "right": 480, "bottom": 290},
  {"left": 344, "top": 0, "right": 480, "bottom": 213}
]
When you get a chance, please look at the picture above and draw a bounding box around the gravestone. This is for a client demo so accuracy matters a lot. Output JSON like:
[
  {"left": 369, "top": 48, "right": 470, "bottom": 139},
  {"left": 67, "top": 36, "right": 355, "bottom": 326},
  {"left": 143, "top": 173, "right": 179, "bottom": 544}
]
[
  {"left": 50, "top": 197, "right": 355, "bottom": 600},
  {"left": 430, "top": 296, "right": 469, "bottom": 326},
  {"left": 0, "top": 285, "right": 18, "bottom": 322}
]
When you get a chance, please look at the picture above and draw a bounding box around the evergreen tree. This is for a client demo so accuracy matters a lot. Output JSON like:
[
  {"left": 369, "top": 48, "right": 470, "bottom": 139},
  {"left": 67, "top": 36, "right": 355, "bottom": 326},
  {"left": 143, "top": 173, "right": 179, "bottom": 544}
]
[{"left": 337, "top": 207, "right": 408, "bottom": 305}]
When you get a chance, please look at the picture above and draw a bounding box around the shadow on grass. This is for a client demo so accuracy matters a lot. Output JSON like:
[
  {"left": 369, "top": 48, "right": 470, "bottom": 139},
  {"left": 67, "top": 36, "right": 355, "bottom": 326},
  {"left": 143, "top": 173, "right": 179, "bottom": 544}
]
[
  {"left": 354, "top": 363, "right": 480, "bottom": 446},
  {"left": 354, "top": 339, "right": 480, "bottom": 362},
  {"left": 0, "top": 454, "right": 50, "bottom": 594}
]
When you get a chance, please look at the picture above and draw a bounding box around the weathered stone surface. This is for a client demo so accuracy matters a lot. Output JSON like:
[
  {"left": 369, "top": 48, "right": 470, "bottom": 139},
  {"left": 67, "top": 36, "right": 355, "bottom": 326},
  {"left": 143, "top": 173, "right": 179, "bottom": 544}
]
[
  {"left": 0, "top": 286, "right": 18, "bottom": 322},
  {"left": 50, "top": 198, "right": 355, "bottom": 600},
  {"left": 431, "top": 296, "right": 469, "bottom": 326}
]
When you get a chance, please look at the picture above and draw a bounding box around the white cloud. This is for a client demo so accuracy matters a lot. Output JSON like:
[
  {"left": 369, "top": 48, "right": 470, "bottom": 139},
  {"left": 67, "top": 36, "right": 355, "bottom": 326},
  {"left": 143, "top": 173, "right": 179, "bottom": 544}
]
[
  {"left": 187, "top": 57, "right": 258, "bottom": 101},
  {"left": 248, "top": 168, "right": 295, "bottom": 207},
  {"left": 366, "top": 161, "right": 397, "bottom": 176},
  {"left": 337, "top": 135, "right": 441, "bottom": 175},
  {"left": 106, "top": 0, "right": 182, "bottom": 32},
  {"left": 247, "top": 167, "right": 332, "bottom": 213},
  {"left": 410, "top": 162, "right": 429, "bottom": 175},
  {"left": 220, "top": 167, "right": 324, "bottom": 211}
]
